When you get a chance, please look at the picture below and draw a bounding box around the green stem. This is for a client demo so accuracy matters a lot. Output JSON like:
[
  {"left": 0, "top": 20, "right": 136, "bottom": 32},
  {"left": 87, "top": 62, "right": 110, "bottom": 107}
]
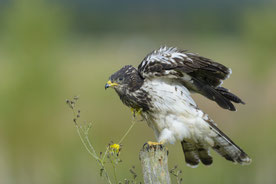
[
  {"left": 119, "top": 121, "right": 136, "bottom": 144},
  {"left": 77, "top": 125, "right": 112, "bottom": 184},
  {"left": 110, "top": 156, "right": 118, "bottom": 184},
  {"left": 69, "top": 99, "right": 139, "bottom": 184},
  {"left": 75, "top": 122, "right": 99, "bottom": 160},
  {"left": 72, "top": 108, "right": 112, "bottom": 184},
  {"left": 84, "top": 130, "right": 97, "bottom": 156}
]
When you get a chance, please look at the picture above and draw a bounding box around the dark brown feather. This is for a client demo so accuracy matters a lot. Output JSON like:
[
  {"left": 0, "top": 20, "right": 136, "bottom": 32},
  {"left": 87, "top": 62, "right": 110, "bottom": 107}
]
[
  {"left": 137, "top": 46, "right": 245, "bottom": 111},
  {"left": 206, "top": 120, "right": 251, "bottom": 164},
  {"left": 196, "top": 145, "right": 213, "bottom": 166},
  {"left": 181, "top": 140, "right": 200, "bottom": 167}
]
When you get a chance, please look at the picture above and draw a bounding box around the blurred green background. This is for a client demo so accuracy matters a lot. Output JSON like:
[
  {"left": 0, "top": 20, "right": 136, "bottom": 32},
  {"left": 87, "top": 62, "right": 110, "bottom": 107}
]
[{"left": 0, "top": 0, "right": 276, "bottom": 183}]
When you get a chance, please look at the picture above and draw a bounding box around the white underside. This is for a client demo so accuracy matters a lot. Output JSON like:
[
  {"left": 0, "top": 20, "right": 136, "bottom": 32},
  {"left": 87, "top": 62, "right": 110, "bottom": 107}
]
[{"left": 141, "top": 77, "right": 217, "bottom": 146}]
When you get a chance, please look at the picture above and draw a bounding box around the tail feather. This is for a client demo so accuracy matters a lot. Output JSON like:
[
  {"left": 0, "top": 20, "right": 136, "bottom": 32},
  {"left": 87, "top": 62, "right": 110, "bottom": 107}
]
[
  {"left": 181, "top": 140, "right": 200, "bottom": 167},
  {"left": 181, "top": 141, "right": 213, "bottom": 167},
  {"left": 197, "top": 146, "right": 213, "bottom": 166},
  {"left": 181, "top": 121, "right": 251, "bottom": 167},
  {"left": 207, "top": 121, "right": 252, "bottom": 165}
]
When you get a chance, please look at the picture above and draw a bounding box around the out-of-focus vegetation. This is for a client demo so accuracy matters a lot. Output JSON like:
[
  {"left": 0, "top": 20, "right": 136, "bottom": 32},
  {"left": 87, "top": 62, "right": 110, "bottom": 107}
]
[{"left": 0, "top": 0, "right": 276, "bottom": 184}]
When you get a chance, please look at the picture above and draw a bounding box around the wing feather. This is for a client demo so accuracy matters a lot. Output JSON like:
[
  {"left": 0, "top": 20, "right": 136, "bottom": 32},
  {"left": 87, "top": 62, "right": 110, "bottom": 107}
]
[{"left": 138, "top": 46, "right": 244, "bottom": 110}]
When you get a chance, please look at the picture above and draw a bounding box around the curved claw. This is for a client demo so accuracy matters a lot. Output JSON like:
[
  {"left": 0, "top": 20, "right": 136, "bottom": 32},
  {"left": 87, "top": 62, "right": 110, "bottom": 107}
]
[{"left": 143, "top": 141, "right": 165, "bottom": 151}]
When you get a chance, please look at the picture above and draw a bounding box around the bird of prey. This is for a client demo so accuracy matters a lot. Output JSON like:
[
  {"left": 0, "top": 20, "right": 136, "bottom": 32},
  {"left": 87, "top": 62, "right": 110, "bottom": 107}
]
[{"left": 105, "top": 46, "right": 251, "bottom": 167}]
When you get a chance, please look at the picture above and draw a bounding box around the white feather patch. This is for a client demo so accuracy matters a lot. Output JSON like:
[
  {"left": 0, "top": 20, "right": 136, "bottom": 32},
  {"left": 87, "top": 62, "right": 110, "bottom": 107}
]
[{"left": 141, "top": 78, "right": 215, "bottom": 146}]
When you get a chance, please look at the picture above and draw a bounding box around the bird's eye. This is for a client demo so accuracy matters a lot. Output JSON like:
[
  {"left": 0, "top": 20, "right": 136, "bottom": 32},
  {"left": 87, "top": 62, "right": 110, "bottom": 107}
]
[{"left": 118, "top": 77, "right": 123, "bottom": 81}]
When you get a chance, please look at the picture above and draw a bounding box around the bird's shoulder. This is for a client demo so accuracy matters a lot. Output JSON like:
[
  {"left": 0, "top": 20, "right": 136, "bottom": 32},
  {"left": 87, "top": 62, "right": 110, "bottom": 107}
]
[{"left": 138, "top": 46, "right": 194, "bottom": 78}]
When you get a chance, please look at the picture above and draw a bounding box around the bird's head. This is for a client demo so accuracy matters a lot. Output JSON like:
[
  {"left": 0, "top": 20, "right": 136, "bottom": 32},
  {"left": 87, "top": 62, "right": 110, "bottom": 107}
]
[{"left": 105, "top": 65, "right": 143, "bottom": 93}]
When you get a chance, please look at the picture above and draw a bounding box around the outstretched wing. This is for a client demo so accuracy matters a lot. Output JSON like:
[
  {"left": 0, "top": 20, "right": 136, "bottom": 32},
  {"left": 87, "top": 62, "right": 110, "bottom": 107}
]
[{"left": 138, "top": 46, "right": 245, "bottom": 111}]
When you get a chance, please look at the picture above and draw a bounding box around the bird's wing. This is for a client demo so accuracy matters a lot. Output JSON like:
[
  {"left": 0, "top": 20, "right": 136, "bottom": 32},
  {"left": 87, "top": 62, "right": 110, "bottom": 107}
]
[{"left": 138, "top": 46, "right": 244, "bottom": 111}]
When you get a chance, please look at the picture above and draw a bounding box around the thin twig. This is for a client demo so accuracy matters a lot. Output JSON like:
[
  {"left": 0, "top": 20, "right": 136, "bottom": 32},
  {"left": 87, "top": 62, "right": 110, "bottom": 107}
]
[
  {"left": 67, "top": 96, "right": 140, "bottom": 184},
  {"left": 110, "top": 156, "right": 118, "bottom": 184},
  {"left": 68, "top": 100, "right": 112, "bottom": 184}
]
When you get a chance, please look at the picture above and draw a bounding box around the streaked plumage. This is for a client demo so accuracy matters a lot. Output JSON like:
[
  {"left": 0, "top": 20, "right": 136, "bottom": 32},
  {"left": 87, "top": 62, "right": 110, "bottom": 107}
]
[{"left": 105, "top": 46, "right": 251, "bottom": 167}]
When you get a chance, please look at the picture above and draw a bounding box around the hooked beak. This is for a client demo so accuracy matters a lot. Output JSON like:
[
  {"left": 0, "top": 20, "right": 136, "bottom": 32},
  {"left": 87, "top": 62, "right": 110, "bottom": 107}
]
[{"left": 105, "top": 80, "right": 118, "bottom": 89}]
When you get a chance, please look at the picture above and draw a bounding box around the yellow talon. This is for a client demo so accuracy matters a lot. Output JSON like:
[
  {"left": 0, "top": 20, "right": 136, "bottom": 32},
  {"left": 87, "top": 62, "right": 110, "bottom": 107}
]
[
  {"left": 130, "top": 107, "right": 135, "bottom": 116},
  {"left": 130, "top": 107, "right": 143, "bottom": 117},
  {"left": 147, "top": 141, "right": 164, "bottom": 146},
  {"left": 136, "top": 108, "right": 142, "bottom": 115}
]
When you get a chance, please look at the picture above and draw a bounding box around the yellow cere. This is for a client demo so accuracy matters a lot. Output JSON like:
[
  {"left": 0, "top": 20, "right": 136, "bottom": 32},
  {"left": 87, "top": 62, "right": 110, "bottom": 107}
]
[{"left": 107, "top": 80, "right": 118, "bottom": 87}]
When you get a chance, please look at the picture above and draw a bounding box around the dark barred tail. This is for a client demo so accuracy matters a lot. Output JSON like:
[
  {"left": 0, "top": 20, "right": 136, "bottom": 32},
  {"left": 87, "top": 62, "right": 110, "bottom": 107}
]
[
  {"left": 181, "top": 122, "right": 251, "bottom": 167},
  {"left": 181, "top": 140, "right": 213, "bottom": 168},
  {"left": 208, "top": 121, "right": 251, "bottom": 165}
]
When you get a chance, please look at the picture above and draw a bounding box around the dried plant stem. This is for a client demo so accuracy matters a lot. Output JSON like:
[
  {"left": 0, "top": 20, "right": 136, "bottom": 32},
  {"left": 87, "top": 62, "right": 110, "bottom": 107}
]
[
  {"left": 75, "top": 123, "right": 112, "bottom": 184},
  {"left": 71, "top": 107, "right": 112, "bottom": 184},
  {"left": 67, "top": 97, "right": 140, "bottom": 184},
  {"left": 110, "top": 157, "right": 118, "bottom": 184}
]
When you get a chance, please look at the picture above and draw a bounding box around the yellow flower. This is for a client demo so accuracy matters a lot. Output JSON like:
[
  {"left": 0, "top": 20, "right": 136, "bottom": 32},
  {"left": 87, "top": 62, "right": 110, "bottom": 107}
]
[{"left": 110, "top": 144, "right": 120, "bottom": 152}]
